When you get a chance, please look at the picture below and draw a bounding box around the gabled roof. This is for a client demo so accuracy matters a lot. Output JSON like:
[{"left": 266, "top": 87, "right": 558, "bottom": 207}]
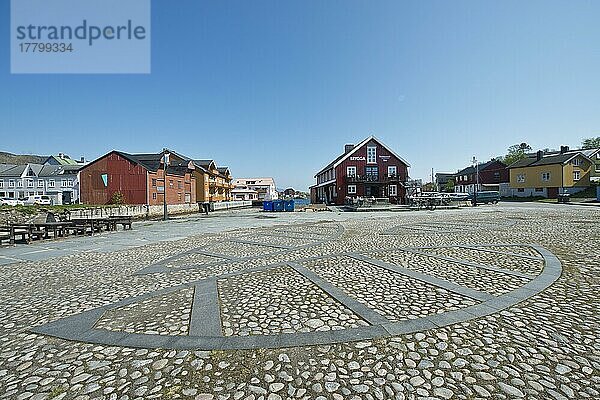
[
  {"left": 314, "top": 135, "right": 411, "bottom": 177},
  {"left": 0, "top": 164, "right": 27, "bottom": 177},
  {"left": 45, "top": 154, "right": 81, "bottom": 165},
  {"left": 86, "top": 150, "right": 192, "bottom": 176},
  {"left": 455, "top": 160, "right": 503, "bottom": 175},
  {"left": 193, "top": 159, "right": 216, "bottom": 170}
]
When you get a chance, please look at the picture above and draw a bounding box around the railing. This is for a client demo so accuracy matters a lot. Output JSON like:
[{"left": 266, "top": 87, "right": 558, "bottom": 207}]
[{"left": 346, "top": 175, "right": 405, "bottom": 183}]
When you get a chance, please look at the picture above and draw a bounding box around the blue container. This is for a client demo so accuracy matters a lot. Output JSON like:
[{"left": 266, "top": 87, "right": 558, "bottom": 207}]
[
  {"left": 283, "top": 199, "right": 295, "bottom": 212},
  {"left": 273, "top": 200, "right": 284, "bottom": 212},
  {"left": 263, "top": 201, "right": 274, "bottom": 211},
  {"left": 597, "top": 186, "right": 600, "bottom": 202}
]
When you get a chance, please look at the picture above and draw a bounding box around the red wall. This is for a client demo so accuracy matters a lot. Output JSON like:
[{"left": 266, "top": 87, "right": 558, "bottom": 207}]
[
  {"left": 335, "top": 139, "right": 408, "bottom": 203},
  {"left": 80, "top": 152, "right": 148, "bottom": 205},
  {"left": 147, "top": 169, "right": 196, "bottom": 206}
]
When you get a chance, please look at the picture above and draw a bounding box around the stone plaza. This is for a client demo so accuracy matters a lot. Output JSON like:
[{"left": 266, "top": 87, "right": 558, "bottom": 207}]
[{"left": 0, "top": 203, "right": 598, "bottom": 399}]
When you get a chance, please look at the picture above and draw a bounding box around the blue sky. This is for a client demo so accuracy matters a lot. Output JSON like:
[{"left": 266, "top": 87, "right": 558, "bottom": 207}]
[{"left": 1, "top": 0, "right": 599, "bottom": 190}]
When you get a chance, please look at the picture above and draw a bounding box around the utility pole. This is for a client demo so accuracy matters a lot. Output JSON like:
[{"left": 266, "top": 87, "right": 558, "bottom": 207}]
[{"left": 163, "top": 152, "right": 170, "bottom": 221}]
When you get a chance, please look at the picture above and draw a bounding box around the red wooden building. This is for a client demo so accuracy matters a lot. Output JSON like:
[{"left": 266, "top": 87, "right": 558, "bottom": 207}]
[
  {"left": 454, "top": 159, "right": 509, "bottom": 194},
  {"left": 79, "top": 150, "right": 196, "bottom": 205},
  {"left": 310, "top": 136, "right": 410, "bottom": 205}
]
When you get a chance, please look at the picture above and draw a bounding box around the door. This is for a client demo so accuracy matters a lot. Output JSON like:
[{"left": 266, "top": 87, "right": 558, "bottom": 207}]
[
  {"left": 365, "top": 186, "right": 380, "bottom": 197},
  {"left": 547, "top": 187, "right": 559, "bottom": 199},
  {"left": 62, "top": 191, "right": 72, "bottom": 205}
]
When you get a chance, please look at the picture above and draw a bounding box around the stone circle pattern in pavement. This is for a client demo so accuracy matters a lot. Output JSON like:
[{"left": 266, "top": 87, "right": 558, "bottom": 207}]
[{"left": 31, "top": 221, "right": 562, "bottom": 350}]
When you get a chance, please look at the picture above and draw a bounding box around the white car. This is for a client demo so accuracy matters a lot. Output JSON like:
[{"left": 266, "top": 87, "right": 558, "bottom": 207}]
[
  {"left": 0, "top": 197, "right": 20, "bottom": 206},
  {"left": 24, "top": 195, "right": 52, "bottom": 206}
]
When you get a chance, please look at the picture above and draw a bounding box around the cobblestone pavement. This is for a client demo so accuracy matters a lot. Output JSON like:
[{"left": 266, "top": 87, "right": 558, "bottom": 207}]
[{"left": 0, "top": 203, "right": 599, "bottom": 399}]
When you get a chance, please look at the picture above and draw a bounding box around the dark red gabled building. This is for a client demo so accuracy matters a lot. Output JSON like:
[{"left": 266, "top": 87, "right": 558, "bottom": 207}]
[
  {"left": 310, "top": 136, "right": 410, "bottom": 205},
  {"left": 79, "top": 149, "right": 196, "bottom": 205},
  {"left": 454, "top": 159, "right": 509, "bottom": 194}
]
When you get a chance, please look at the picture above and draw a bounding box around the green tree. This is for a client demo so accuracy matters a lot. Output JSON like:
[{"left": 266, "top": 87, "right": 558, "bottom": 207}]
[
  {"left": 110, "top": 191, "right": 125, "bottom": 205},
  {"left": 582, "top": 137, "right": 600, "bottom": 149},
  {"left": 503, "top": 143, "right": 532, "bottom": 166},
  {"left": 444, "top": 179, "right": 455, "bottom": 193}
]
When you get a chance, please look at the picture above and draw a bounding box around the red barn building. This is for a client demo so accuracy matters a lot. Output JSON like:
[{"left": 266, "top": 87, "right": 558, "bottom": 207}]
[
  {"left": 79, "top": 150, "right": 196, "bottom": 205},
  {"left": 454, "top": 159, "right": 509, "bottom": 194},
  {"left": 311, "top": 136, "right": 410, "bottom": 205}
]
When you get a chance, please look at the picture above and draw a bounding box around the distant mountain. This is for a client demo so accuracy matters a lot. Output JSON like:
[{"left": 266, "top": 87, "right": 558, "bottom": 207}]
[{"left": 0, "top": 151, "right": 48, "bottom": 165}]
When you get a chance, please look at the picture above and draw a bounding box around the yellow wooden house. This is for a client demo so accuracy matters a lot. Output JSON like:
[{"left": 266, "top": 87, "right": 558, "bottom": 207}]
[{"left": 508, "top": 147, "right": 593, "bottom": 198}]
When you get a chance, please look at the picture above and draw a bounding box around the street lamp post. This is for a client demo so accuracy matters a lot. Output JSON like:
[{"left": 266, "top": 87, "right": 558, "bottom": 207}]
[
  {"left": 163, "top": 153, "right": 170, "bottom": 221},
  {"left": 472, "top": 156, "right": 479, "bottom": 206}
]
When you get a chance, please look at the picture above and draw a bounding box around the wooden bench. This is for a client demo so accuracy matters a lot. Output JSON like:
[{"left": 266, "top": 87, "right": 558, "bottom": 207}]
[{"left": 109, "top": 215, "right": 133, "bottom": 230}]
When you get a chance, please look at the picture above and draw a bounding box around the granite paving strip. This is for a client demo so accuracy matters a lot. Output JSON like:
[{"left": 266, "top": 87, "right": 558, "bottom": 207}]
[
  {"left": 348, "top": 253, "right": 495, "bottom": 302},
  {"left": 398, "top": 248, "right": 536, "bottom": 279},
  {"left": 287, "top": 262, "right": 389, "bottom": 326},
  {"left": 228, "top": 238, "right": 294, "bottom": 250},
  {"left": 189, "top": 279, "right": 222, "bottom": 337},
  {"left": 456, "top": 244, "right": 544, "bottom": 260}
]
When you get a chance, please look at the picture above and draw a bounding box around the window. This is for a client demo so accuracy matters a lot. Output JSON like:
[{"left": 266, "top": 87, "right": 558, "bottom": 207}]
[
  {"left": 37, "top": 180, "right": 44, "bottom": 188},
  {"left": 365, "top": 166, "right": 378, "bottom": 181},
  {"left": 68, "top": 179, "right": 74, "bottom": 186},
  {"left": 367, "top": 146, "right": 377, "bottom": 164},
  {"left": 388, "top": 166, "right": 397, "bottom": 177},
  {"left": 541, "top": 172, "right": 551, "bottom": 182},
  {"left": 535, "top": 188, "right": 544, "bottom": 192},
  {"left": 572, "top": 158, "right": 582, "bottom": 166},
  {"left": 169, "top": 179, "right": 174, "bottom": 187},
  {"left": 152, "top": 193, "right": 157, "bottom": 200},
  {"left": 17, "top": 180, "right": 23, "bottom": 188},
  {"left": 61, "top": 179, "right": 68, "bottom": 187},
  {"left": 152, "top": 178, "right": 157, "bottom": 187},
  {"left": 517, "top": 188, "right": 525, "bottom": 192},
  {"left": 26, "top": 179, "right": 33, "bottom": 188},
  {"left": 8, "top": 180, "right": 15, "bottom": 188},
  {"left": 347, "top": 166, "right": 357, "bottom": 177},
  {"left": 517, "top": 174, "right": 525, "bottom": 183},
  {"left": 178, "top": 181, "right": 183, "bottom": 189},
  {"left": 0, "top": 180, "right": 3, "bottom": 188},
  {"left": 48, "top": 180, "right": 55, "bottom": 188},
  {"left": 573, "top": 170, "right": 581, "bottom": 181},
  {"left": 493, "top": 172, "right": 500, "bottom": 179},
  {"left": 389, "top": 184, "right": 397, "bottom": 196},
  {"left": 347, "top": 185, "right": 357, "bottom": 194}
]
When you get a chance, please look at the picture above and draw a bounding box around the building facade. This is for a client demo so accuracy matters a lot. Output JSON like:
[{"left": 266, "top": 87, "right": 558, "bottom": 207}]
[
  {"left": 310, "top": 136, "right": 410, "bottom": 205},
  {"left": 231, "top": 187, "right": 259, "bottom": 201},
  {"left": 79, "top": 150, "right": 196, "bottom": 205},
  {"left": 0, "top": 163, "right": 81, "bottom": 204},
  {"left": 454, "top": 159, "right": 509, "bottom": 194},
  {"left": 232, "top": 178, "right": 278, "bottom": 201},
  {"left": 192, "top": 160, "right": 234, "bottom": 203},
  {"left": 508, "top": 147, "right": 593, "bottom": 198}
]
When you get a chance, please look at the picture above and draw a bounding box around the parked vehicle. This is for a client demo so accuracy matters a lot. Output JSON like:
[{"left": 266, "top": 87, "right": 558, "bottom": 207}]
[
  {"left": 467, "top": 191, "right": 500, "bottom": 205},
  {"left": 0, "top": 197, "right": 20, "bottom": 206},
  {"left": 24, "top": 195, "right": 52, "bottom": 206},
  {"left": 446, "top": 193, "right": 470, "bottom": 201}
]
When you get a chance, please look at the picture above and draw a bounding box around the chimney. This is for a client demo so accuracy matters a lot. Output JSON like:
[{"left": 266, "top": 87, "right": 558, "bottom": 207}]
[
  {"left": 536, "top": 150, "right": 544, "bottom": 161},
  {"left": 344, "top": 144, "right": 355, "bottom": 154},
  {"left": 560, "top": 145, "right": 569, "bottom": 154},
  {"left": 80, "top": 156, "right": 85, "bottom": 163}
]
